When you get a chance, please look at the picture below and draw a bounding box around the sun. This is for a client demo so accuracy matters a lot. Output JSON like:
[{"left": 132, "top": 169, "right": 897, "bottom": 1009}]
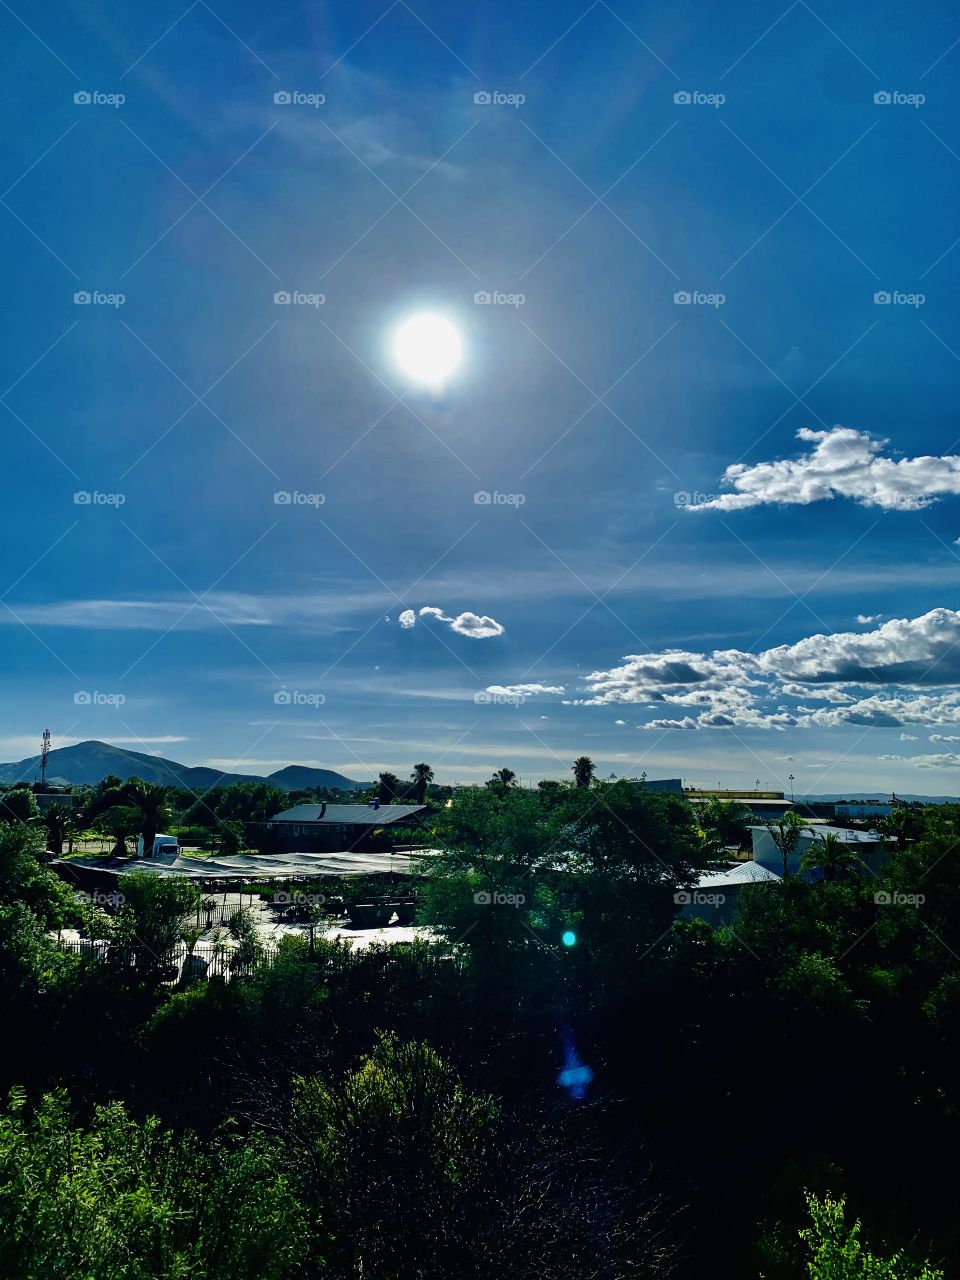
[{"left": 391, "top": 312, "right": 462, "bottom": 389}]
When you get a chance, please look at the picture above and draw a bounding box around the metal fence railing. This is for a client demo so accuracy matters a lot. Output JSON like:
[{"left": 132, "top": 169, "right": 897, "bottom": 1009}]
[{"left": 56, "top": 937, "right": 279, "bottom": 981}]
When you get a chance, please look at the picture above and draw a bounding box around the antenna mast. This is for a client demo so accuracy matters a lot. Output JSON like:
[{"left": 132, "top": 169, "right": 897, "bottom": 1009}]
[{"left": 40, "top": 729, "right": 51, "bottom": 788}]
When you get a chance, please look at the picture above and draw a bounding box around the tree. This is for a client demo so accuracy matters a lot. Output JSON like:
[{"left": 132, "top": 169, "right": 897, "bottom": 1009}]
[
  {"left": 122, "top": 779, "right": 172, "bottom": 858},
  {"left": 114, "top": 870, "right": 200, "bottom": 977},
  {"left": 763, "top": 810, "right": 807, "bottom": 878},
  {"left": 878, "top": 807, "right": 923, "bottom": 851},
  {"left": 378, "top": 771, "right": 402, "bottom": 804},
  {"left": 0, "top": 788, "right": 39, "bottom": 824},
  {"left": 218, "top": 819, "right": 244, "bottom": 856},
  {"left": 485, "top": 768, "right": 517, "bottom": 797},
  {"left": 698, "top": 796, "right": 753, "bottom": 850},
  {"left": 800, "top": 831, "right": 864, "bottom": 882},
  {"left": 572, "top": 756, "right": 595, "bottom": 789},
  {"left": 799, "top": 1191, "right": 943, "bottom": 1279},
  {"left": 410, "top": 762, "right": 434, "bottom": 804},
  {"left": 94, "top": 806, "right": 142, "bottom": 857},
  {"left": 39, "top": 801, "right": 77, "bottom": 857}
]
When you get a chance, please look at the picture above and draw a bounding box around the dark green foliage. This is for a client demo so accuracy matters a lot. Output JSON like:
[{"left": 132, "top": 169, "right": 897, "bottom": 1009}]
[{"left": 3, "top": 795, "right": 960, "bottom": 1277}]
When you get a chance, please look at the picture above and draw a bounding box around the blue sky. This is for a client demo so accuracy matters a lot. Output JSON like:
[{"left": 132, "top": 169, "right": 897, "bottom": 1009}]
[{"left": 3, "top": 0, "right": 960, "bottom": 790}]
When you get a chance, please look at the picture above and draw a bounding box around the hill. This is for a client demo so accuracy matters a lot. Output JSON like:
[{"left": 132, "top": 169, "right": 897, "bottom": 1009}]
[
  {"left": 0, "top": 740, "right": 362, "bottom": 792},
  {"left": 265, "top": 764, "right": 369, "bottom": 791}
]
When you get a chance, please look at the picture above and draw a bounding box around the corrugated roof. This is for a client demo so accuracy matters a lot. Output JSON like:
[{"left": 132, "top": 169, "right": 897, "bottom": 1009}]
[
  {"left": 271, "top": 803, "right": 427, "bottom": 825},
  {"left": 750, "top": 823, "right": 888, "bottom": 844},
  {"left": 58, "top": 850, "right": 432, "bottom": 880},
  {"left": 695, "top": 862, "right": 782, "bottom": 888}
]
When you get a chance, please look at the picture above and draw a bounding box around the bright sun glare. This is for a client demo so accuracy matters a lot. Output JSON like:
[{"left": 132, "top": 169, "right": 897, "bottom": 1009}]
[{"left": 391, "top": 312, "right": 462, "bottom": 389}]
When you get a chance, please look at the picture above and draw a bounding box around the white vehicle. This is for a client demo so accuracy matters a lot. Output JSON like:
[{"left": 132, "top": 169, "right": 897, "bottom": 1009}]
[{"left": 136, "top": 833, "right": 180, "bottom": 861}]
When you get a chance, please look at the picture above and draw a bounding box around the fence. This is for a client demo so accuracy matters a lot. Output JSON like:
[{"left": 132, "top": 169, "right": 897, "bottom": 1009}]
[{"left": 57, "top": 937, "right": 280, "bottom": 982}]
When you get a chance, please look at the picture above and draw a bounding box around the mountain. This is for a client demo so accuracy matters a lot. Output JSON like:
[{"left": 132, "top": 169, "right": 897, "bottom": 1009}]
[
  {"left": 801, "top": 792, "right": 959, "bottom": 804},
  {"left": 0, "top": 741, "right": 362, "bottom": 791},
  {"left": 265, "top": 765, "right": 368, "bottom": 791}
]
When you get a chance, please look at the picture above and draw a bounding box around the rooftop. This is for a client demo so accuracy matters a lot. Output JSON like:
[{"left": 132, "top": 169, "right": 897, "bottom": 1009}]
[{"left": 271, "top": 803, "right": 427, "bottom": 825}]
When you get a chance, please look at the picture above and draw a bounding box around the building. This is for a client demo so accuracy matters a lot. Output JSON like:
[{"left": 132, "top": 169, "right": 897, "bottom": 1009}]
[
  {"left": 685, "top": 788, "right": 797, "bottom": 820},
  {"left": 678, "top": 861, "right": 782, "bottom": 925},
  {"left": 749, "top": 823, "right": 893, "bottom": 878},
  {"left": 832, "top": 799, "right": 895, "bottom": 820},
  {"left": 264, "top": 801, "right": 428, "bottom": 853}
]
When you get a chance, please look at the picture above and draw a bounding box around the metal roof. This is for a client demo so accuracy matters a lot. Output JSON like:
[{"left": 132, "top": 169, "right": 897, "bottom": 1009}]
[
  {"left": 56, "top": 849, "right": 431, "bottom": 881},
  {"left": 271, "top": 803, "right": 427, "bottom": 825},
  {"left": 750, "top": 823, "right": 888, "bottom": 844},
  {"left": 695, "top": 862, "right": 782, "bottom": 888}
]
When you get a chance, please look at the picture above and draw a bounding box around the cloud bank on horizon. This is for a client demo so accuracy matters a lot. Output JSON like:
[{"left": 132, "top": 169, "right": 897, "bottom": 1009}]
[
  {"left": 550, "top": 609, "right": 960, "bottom": 739},
  {"left": 691, "top": 428, "right": 960, "bottom": 512}
]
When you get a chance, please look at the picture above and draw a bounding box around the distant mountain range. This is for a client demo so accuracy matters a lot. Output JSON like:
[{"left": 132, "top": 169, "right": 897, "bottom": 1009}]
[
  {"left": 0, "top": 741, "right": 364, "bottom": 792},
  {"left": 801, "top": 792, "right": 959, "bottom": 804}
]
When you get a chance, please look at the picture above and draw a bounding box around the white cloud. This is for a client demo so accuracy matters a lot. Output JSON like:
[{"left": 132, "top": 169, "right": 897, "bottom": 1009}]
[
  {"left": 857, "top": 614, "right": 882, "bottom": 624},
  {"left": 571, "top": 608, "right": 960, "bottom": 731},
  {"left": 450, "top": 612, "right": 506, "bottom": 639},
  {"left": 690, "top": 427, "right": 960, "bottom": 512},
  {"left": 485, "top": 683, "right": 564, "bottom": 698},
  {"left": 891, "top": 753, "right": 960, "bottom": 770},
  {"left": 413, "top": 605, "right": 504, "bottom": 638},
  {"left": 930, "top": 734, "right": 960, "bottom": 743},
  {"left": 900, "top": 732, "right": 918, "bottom": 741},
  {"left": 614, "top": 719, "right": 626, "bottom": 725},
  {"left": 398, "top": 609, "right": 416, "bottom": 629}
]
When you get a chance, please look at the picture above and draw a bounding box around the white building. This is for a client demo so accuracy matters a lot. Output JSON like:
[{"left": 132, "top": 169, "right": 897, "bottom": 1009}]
[
  {"left": 678, "top": 860, "right": 782, "bottom": 925},
  {"left": 749, "top": 823, "right": 892, "bottom": 878}
]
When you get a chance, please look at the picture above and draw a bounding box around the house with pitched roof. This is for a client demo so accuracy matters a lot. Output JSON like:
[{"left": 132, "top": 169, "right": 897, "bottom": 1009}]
[{"left": 264, "top": 801, "right": 429, "bottom": 853}]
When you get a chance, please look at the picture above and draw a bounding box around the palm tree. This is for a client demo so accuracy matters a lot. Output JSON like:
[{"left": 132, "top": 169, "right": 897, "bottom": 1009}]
[
  {"left": 486, "top": 768, "right": 517, "bottom": 797},
  {"left": 763, "top": 811, "right": 807, "bottom": 879},
  {"left": 800, "top": 830, "right": 863, "bottom": 882},
  {"left": 95, "top": 805, "right": 142, "bottom": 857},
  {"left": 40, "top": 801, "right": 77, "bottom": 857},
  {"left": 378, "top": 772, "right": 402, "bottom": 804},
  {"left": 572, "top": 756, "right": 595, "bottom": 789},
  {"left": 122, "top": 780, "right": 172, "bottom": 858},
  {"left": 410, "top": 763, "right": 434, "bottom": 804}
]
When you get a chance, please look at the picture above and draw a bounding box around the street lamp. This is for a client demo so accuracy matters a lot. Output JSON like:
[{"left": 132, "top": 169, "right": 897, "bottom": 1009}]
[{"left": 788, "top": 774, "right": 795, "bottom": 802}]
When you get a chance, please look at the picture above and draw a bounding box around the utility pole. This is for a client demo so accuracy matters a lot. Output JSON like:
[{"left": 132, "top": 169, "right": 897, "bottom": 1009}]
[
  {"left": 40, "top": 729, "right": 51, "bottom": 788},
  {"left": 788, "top": 774, "right": 795, "bottom": 802}
]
